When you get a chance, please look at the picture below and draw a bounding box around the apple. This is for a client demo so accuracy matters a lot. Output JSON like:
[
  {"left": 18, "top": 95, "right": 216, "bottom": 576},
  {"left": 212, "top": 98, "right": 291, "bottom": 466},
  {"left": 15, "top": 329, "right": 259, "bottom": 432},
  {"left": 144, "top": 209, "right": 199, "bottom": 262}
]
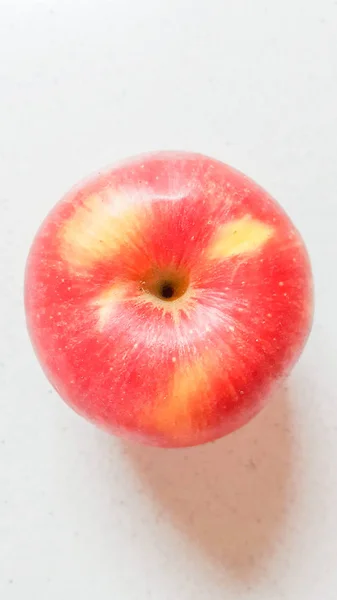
[{"left": 25, "top": 152, "right": 313, "bottom": 447}]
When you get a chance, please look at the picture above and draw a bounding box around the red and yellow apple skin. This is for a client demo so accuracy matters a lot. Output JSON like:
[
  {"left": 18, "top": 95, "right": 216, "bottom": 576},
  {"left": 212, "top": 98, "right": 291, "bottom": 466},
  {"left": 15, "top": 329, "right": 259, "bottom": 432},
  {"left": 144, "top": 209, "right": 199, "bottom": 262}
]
[{"left": 25, "top": 152, "right": 313, "bottom": 447}]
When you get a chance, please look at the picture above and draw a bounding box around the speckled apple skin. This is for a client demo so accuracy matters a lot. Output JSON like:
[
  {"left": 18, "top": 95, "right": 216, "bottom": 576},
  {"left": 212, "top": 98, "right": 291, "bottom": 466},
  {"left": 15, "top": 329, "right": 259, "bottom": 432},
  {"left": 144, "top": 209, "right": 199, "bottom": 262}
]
[{"left": 25, "top": 152, "right": 313, "bottom": 447}]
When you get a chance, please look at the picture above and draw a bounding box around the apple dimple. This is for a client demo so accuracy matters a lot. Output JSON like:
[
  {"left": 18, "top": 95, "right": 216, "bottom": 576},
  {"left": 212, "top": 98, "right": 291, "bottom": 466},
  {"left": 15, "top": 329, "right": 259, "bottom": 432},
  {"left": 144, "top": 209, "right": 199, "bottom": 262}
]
[
  {"left": 141, "top": 267, "right": 190, "bottom": 304},
  {"left": 160, "top": 282, "right": 175, "bottom": 299},
  {"left": 24, "top": 151, "right": 313, "bottom": 448}
]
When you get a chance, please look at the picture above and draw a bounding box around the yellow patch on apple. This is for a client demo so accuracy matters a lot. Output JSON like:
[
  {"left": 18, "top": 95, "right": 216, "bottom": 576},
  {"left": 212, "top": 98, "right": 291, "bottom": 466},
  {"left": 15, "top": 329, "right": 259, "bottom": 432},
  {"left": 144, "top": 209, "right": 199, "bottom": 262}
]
[
  {"left": 59, "top": 193, "right": 141, "bottom": 270},
  {"left": 208, "top": 215, "right": 273, "bottom": 260},
  {"left": 92, "top": 284, "right": 131, "bottom": 331},
  {"left": 149, "top": 351, "right": 221, "bottom": 443}
]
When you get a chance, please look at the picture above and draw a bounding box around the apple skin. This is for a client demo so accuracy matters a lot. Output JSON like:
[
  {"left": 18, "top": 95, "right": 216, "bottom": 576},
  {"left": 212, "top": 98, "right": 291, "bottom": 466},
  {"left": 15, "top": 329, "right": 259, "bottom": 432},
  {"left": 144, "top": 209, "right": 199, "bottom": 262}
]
[{"left": 25, "top": 152, "right": 313, "bottom": 448}]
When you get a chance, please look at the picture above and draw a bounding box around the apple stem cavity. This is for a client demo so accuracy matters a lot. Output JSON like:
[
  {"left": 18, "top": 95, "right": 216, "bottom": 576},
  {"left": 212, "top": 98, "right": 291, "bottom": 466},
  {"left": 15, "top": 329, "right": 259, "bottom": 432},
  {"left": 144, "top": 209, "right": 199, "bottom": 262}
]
[{"left": 160, "top": 282, "right": 175, "bottom": 300}]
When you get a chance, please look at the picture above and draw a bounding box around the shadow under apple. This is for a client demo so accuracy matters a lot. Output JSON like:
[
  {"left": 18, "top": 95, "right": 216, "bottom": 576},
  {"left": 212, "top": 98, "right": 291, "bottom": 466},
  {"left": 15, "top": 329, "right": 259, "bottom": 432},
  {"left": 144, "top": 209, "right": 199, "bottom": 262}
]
[{"left": 124, "top": 385, "right": 296, "bottom": 582}]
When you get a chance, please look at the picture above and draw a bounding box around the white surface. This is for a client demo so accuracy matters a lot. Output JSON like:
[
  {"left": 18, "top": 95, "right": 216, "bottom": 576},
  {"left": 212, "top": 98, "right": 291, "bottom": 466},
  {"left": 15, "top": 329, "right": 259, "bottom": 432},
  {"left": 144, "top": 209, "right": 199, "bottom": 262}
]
[{"left": 0, "top": 0, "right": 336, "bottom": 598}]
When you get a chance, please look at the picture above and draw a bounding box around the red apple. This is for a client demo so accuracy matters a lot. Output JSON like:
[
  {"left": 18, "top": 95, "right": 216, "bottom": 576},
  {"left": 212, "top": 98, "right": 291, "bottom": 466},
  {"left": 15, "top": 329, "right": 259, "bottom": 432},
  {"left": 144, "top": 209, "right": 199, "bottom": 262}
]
[{"left": 25, "top": 152, "right": 313, "bottom": 447}]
